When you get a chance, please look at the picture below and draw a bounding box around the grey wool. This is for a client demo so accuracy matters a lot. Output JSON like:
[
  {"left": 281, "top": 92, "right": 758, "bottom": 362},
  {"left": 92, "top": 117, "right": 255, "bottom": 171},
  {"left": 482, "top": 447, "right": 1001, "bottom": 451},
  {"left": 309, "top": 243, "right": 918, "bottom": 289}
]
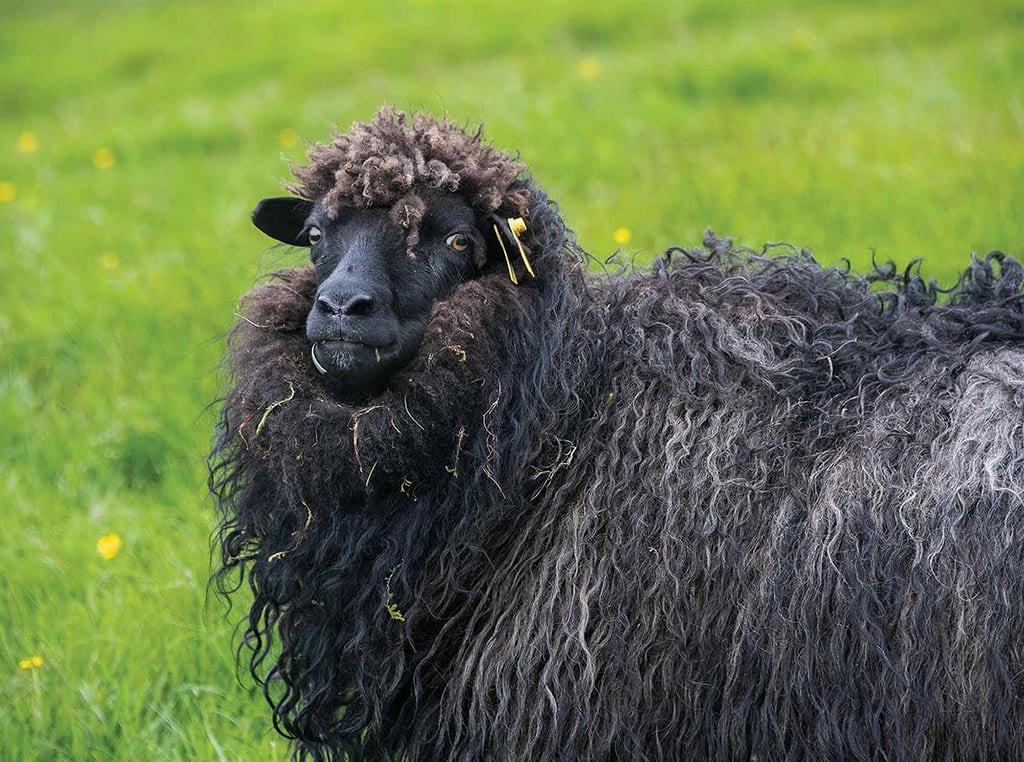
[{"left": 211, "top": 109, "right": 1024, "bottom": 761}]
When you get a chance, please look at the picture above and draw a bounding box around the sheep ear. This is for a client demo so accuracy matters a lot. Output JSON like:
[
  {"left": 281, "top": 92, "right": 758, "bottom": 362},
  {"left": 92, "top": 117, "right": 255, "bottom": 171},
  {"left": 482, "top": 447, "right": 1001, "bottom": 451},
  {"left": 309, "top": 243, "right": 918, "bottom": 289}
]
[
  {"left": 251, "top": 197, "right": 315, "bottom": 246},
  {"left": 485, "top": 214, "right": 535, "bottom": 284}
]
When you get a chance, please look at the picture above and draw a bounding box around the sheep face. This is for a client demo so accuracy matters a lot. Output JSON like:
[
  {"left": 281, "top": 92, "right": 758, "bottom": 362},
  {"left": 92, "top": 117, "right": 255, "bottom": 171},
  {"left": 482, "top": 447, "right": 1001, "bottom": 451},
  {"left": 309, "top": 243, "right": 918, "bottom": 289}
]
[{"left": 251, "top": 188, "right": 485, "bottom": 394}]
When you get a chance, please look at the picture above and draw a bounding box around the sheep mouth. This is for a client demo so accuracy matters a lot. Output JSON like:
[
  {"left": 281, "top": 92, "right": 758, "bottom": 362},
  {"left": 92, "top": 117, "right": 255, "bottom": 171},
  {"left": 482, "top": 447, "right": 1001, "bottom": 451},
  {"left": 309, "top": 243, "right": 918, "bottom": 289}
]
[
  {"left": 318, "top": 336, "right": 395, "bottom": 352},
  {"left": 311, "top": 339, "right": 397, "bottom": 371},
  {"left": 308, "top": 318, "right": 428, "bottom": 393},
  {"left": 309, "top": 339, "right": 416, "bottom": 394}
]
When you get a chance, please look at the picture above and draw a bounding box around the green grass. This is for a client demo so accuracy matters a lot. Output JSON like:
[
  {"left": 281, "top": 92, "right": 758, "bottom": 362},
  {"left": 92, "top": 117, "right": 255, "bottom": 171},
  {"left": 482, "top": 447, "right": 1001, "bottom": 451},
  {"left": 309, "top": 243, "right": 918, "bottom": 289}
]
[{"left": 1, "top": 0, "right": 1022, "bottom": 757}]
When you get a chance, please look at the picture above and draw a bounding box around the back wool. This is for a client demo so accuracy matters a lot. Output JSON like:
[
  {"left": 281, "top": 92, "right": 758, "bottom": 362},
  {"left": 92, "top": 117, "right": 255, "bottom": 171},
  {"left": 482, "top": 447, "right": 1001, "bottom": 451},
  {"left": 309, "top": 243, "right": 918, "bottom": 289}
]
[{"left": 211, "top": 115, "right": 1024, "bottom": 762}]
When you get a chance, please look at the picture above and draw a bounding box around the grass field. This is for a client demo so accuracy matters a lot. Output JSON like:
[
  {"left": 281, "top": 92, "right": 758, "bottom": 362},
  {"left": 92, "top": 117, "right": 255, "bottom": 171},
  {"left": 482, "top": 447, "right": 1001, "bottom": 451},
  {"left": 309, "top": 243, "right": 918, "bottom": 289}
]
[{"left": 1, "top": 0, "right": 1022, "bottom": 758}]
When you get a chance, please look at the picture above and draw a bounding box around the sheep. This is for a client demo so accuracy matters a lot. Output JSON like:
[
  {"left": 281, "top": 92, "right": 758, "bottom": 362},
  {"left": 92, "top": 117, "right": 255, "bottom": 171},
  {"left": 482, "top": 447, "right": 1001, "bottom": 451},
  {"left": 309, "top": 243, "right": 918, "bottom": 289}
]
[{"left": 210, "top": 107, "right": 1024, "bottom": 761}]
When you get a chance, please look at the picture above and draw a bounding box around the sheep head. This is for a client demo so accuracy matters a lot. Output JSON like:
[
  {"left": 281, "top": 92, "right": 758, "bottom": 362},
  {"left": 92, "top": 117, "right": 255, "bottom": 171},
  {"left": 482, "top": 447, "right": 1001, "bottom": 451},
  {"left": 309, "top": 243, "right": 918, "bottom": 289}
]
[{"left": 250, "top": 108, "right": 542, "bottom": 396}]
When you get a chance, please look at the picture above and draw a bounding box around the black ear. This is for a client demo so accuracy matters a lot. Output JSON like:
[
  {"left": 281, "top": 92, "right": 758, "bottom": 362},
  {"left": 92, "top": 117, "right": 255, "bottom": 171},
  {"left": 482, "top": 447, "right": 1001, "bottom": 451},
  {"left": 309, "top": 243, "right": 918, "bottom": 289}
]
[{"left": 251, "top": 197, "right": 315, "bottom": 246}]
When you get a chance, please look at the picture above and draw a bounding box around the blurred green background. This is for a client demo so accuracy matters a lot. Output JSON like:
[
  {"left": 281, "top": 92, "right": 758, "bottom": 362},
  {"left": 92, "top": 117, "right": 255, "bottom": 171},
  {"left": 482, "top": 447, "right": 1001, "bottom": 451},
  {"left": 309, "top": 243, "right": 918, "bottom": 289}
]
[{"left": 1, "top": 0, "right": 1021, "bottom": 758}]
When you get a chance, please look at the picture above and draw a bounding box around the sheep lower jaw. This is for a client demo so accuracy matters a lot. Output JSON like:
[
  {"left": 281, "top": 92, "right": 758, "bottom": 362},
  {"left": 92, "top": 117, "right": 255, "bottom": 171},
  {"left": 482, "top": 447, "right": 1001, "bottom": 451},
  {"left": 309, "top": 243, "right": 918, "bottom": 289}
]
[
  {"left": 312, "top": 338, "right": 394, "bottom": 370},
  {"left": 309, "top": 338, "right": 413, "bottom": 394}
]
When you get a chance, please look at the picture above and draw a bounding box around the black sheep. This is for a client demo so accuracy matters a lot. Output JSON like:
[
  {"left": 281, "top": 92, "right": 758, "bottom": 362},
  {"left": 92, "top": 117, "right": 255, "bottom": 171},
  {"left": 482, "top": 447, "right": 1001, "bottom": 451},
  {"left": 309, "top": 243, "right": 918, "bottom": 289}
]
[{"left": 211, "top": 107, "right": 1024, "bottom": 761}]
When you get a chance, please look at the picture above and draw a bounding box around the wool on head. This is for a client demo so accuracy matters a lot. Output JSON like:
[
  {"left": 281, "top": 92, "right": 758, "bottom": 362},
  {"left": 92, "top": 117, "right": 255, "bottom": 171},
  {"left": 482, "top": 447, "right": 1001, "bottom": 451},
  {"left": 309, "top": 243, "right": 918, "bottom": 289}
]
[
  {"left": 288, "top": 107, "right": 532, "bottom": 256},
  {"left": 211, "top": 109, "right": 1024, "bottom": 761}
]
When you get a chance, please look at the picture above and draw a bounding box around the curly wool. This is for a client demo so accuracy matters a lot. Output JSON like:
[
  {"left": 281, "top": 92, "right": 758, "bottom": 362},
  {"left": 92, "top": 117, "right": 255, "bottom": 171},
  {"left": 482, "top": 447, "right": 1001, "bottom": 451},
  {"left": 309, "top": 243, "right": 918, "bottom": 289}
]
[
  {"left": 213, "top": 224, "right": 1024, "bottom": 760},
  {"left": 211, "top": 111, "right": 1024, "bottom": 762},
  {"left": 288, "top": 108, "right": 532, "bottom": 254}
]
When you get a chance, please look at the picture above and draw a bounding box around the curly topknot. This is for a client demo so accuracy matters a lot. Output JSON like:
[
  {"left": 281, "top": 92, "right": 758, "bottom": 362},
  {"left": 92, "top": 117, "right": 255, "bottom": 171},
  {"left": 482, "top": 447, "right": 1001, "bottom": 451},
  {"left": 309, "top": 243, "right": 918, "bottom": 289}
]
[{"left": 288, "top": 108, "right": 533, "bottom": 253}]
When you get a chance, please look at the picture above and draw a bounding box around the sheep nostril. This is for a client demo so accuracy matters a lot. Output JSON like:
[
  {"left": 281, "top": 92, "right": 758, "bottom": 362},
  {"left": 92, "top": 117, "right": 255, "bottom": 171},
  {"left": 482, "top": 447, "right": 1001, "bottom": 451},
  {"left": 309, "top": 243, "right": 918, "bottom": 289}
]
[
  {"left": 316, "top": 295, "right": 341, "bottom": 315},
  {"left": 341, "top": 294, "right": 375, "bottom": 317}
]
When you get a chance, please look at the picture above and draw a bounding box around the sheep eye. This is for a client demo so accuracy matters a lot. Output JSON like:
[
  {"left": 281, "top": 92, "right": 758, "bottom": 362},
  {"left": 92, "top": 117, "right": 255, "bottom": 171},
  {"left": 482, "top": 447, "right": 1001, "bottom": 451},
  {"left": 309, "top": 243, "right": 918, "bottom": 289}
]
[
  {"left": 307, "top": 226, "right": 322, "bottom": 245},
  {"left": 446, "top": 233, "right": 470, "bottom": 252}
]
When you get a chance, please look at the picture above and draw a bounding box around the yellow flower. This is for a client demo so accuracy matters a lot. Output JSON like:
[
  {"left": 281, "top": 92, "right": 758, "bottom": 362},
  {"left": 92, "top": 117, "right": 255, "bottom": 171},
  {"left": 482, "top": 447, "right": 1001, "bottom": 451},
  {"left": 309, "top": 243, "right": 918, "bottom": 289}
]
[
  {"left": 93, "top": 148, "right": 116, "bottom": 170},
  {"left": 579, "top": 57, "right": 602, "bottom": 80},
  {"left": 99, "top": 251, "right": 119, "bottom": 271},
  {"left": 278, "top": 128, "right": 300, "bottom": 148},
  {"left": 16, "top": 131, "right": 39, "bottom": 155},
  {"left": 0, "top": 182, "right": 14, "bottom": 203},
  {"left": 18, "top": 655, "right": 43, "bottom": 670},
  {"left": 613, "top": 226, "right": 632, "bottom": 246},
  {"left": 96, "top": 533, "right": 122, "bottom": 560}
]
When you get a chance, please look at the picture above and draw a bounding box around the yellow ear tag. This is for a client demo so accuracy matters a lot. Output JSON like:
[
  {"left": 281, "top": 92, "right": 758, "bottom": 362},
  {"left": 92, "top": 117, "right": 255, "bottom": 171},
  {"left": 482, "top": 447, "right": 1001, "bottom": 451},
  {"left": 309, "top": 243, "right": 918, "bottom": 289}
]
[
  {"left": 507, "top": 217, "right": 535, "bottom": 278},
  {"left": 493, "top": 223, "right": 518, "bottom": 285}
]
